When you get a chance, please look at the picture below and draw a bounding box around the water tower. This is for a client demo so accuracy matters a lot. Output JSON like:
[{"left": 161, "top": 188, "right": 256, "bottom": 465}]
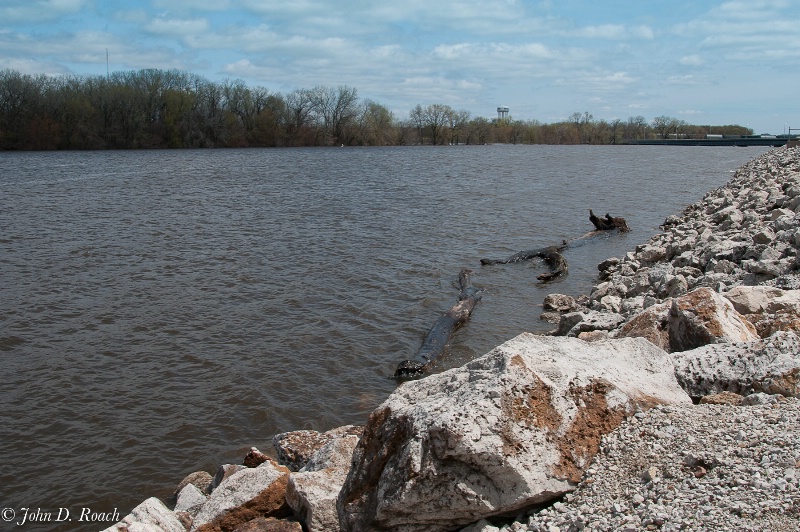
[{"left": 497, "top": 106, "right": 509, "bottom": 120}]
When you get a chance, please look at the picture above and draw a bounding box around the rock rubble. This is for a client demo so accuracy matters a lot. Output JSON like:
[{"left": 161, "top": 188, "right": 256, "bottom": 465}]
[
  {"left": 103, "top": 147, "right": 800, "bottom": 532},
  {"left": 524, "top": 399, "right": 800, "bottom": 532}
]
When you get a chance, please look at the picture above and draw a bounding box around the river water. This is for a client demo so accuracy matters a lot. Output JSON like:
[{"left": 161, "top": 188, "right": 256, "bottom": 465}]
[{"left": 0, "top": 145, "right": 768, "bottom": 528}]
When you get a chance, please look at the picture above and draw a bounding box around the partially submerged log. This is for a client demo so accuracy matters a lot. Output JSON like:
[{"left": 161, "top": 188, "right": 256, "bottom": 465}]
[
  {"left": 480, "top": 244, "right": 565, "bottom": 265},
  {"left": 480, "top": 245, "right": 568, "bottom": 282},
  {"left": 590, "top": 209, "right": 630, "bottom": 232},
  {"left": 394, "top": 269, "right": 482, "bottom": 379},
  {"left": 536, "top": 249, "right": 569, "bottom": 281}
]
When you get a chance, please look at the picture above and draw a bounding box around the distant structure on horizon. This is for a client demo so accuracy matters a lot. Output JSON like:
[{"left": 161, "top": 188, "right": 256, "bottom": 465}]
[{"left": 497, "top": 106, "right": 509, "bottom": 120}]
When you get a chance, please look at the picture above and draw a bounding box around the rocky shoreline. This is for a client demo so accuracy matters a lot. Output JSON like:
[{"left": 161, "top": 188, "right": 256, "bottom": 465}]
[{"left": 104, "top": 146, "right": 800, "bottom": 532}]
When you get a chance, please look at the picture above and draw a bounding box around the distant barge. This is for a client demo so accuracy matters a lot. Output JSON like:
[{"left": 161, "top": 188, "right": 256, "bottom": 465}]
[{"left": 626, "top": 135, "right": 798, "bottom": 147}]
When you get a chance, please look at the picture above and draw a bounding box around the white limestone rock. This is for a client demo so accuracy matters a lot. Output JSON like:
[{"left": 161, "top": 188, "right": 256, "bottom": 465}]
[
  {"left": 337, "top": 333, "right": 689, "bottom": 532},
  {"left": 191, "top": 460, "right": 289, "bottom": 531},
  {"left": 102, "top": 497, "right": 185, "bottom": 532},
  {"left": 667, "top": 287, "right": 758, "bottom": 352},
  {"left": 286, "top": 434, "right": 360, "bottom": 532},
  {"left": 671, "top": 331, "right": 800, "bottom": 399},
  {"left": 174, "top": 483, "right": 207, "bottom": 517},
  {"left": 724, "top": 285, "right": 800, "bottom": 315}
]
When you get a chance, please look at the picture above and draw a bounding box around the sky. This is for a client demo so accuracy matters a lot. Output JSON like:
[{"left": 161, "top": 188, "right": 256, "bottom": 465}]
[{"left": 2, "top": 0, "right": 799, "bottom": 134}]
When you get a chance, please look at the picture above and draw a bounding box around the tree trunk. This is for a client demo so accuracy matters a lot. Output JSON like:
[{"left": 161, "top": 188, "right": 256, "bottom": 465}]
[
  {"left": 480, "top": 245, "right": 568, "bottom": 282},
  {"left": 589, "top": 209, "right": 630, "bottom": 232},
  {"left": 394, "top": 269, "right": 482, "bottom": 378}
]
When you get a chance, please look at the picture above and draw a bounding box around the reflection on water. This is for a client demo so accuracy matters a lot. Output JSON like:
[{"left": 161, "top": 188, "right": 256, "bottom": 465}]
[{"left": 0, "top": 145, "right": 768, "bottom": 527}]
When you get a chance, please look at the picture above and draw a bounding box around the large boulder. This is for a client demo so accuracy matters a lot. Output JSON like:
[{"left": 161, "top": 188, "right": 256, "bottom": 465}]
[
  {"left": 668, "top": 287, "right": 758, "bottom": 351},
  {"left": 191, "top": 461, "right": 291, "bottom": 531},
  {"left": 615, "top": 288, "right": 758, "bottom": 352},
  {"left": 614, "top": 300, "right": 671, "bottom": 351},
  {"left": 174, "top": 483, "right": 208, "bottom": 518},
  {"left": 103, "top": 497, "right": 185, "bottom": 532},
  {"left": 273, "top": 425, "right": 362, "bottom": 472},
  {"left": 671, "top": 331, "right": 800, "bottom": 400},
  {"left": 724, "top": 285, "right": 792, "bottom": 314},
  {"left": 724, "top": 286, "right": 800, "bottom": 337},
  {"left": 337, "top": 333, "right": 690, "bottom": 532},
  {"left": 286, "top": 433, "right": 360, "bottom": 532},
  {"left": 556, "top": 310, "right": 624, "bottom": 337}
]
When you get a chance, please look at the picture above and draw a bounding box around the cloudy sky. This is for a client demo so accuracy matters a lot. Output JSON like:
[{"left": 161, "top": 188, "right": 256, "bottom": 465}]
[{"left": 2, "top": 0, "right": 798, "bottom": 134}]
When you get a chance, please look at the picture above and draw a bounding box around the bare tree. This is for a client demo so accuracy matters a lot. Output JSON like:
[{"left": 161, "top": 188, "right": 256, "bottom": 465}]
[
  {"left": 307, "top": 85, "right": 359, "bottom": 145},
  {"left": 356, "top": 99, "right": 395, "bottom": 145},
  {"left": 412, "top": 103, "right": 454, "bottom": 145}
]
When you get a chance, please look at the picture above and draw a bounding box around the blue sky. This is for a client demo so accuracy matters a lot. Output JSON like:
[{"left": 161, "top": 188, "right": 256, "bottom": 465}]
[{"left": 2, "top": 0, "right": 798, "bottom": 134}]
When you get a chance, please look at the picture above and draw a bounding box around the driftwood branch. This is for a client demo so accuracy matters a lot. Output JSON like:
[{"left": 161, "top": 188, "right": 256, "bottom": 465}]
[
  {"left": 589, "top": 209, "right": 630, "bottom": 232},
  {"left": 480, "top": 245, "right": 568, "bottom": 282},
  {"left": 536, "top": 249, "right": 569, "bottom": 281},
  {"left": 394, "top": 268, "right": 482, "bottom": 379}
]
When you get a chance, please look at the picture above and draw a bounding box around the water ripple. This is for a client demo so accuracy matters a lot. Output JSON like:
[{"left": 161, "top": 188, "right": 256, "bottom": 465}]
[{"left": 0, "top": 145, "right": 768, "bottom": 528}]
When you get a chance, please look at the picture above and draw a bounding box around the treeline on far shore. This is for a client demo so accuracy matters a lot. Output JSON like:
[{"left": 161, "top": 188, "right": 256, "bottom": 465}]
[{"left": 0, "top": 68, "right": 753, "bottom": 150}]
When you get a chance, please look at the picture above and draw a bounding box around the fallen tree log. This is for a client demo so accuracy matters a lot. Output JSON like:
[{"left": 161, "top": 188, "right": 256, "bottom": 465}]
[
  {"left": 394, "top": 268, "right": 482, "bottom": 379},
  {"left": 589, "top": 209, "right": 630, "bottom": 232},
  {"left": 480, "top": 245, "right": 568, "bottom": 282},
  {"left": 536, "top": 249, "right": 569, "bottom": 281}
]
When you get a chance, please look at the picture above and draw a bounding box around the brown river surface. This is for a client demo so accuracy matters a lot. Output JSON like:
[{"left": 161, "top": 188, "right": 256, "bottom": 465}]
[{"left": 0, "top": 145, "right": 768, "bottom": 529}]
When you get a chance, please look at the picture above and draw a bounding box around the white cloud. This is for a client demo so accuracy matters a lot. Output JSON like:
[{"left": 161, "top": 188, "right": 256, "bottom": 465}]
[
  {"left": 556, "top": 70, "right": 637, "bottom": 93},
  {"left": 152, "top": 0, "right": 232, "bottom": 10},
  {"left": 574, "top": 24, "right": 626, "bottom": 39},
  {"left": 145, "top": 17, "right": 210, "bottom": 37},
  {"left": 431, "top": 42, "right": 556, "bottom": 73},
  {"left": 630, "top": 25, "right": 655, "bottom": 40},
  {"left": 679, "top": 55, "right": 704, "bottom": 66},
  {"left": 0, "top": 0, "right": 87, "bottom": 22},
  {"left": 666, "top": 74, "right": 701, "bottom": 85},
  {"left": 674, "top": 0, "right": 800, "bottom": 65}
]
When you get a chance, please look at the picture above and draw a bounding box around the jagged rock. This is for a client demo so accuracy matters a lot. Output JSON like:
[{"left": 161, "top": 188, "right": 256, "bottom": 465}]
[
  {"left": 191, "top": 461, "right": 291, "bottom": 532},
  {"left": 555, "top": 311, "right": 585, "bottom": 336},
  {"left": 636, "top": 245, "right": 667, "bottom": 264},
  {"left": 175, "top": 471, "right": 214, "bottom": 500},
  {"left": 746, "top": 311, "right": 800, "bottom": 338},
  {"left": 102, "top": 497, "right": 185, "bottom": 532},
  {"left": 273, "top": 430, "right": 324, "bottom": 472},
  {"left": 752, "top": 227, "right": 776, "bottom": 245},
  {"left": 598, "top": 295, "right": 622, "bottom": 313},
  {"left": 273, "top": 425, "right": 362, "bottom": 472},
  {"left": 661, "top": 274, "right": 688, "bottom": 298},
  {"left": 741, "top": 392, "right": 783, "bottom": 406},
  {"left": 615, "top": 300, "right": 671, "bottom": 352},
  {"left": 175, "top": 483, "right": 208, "bottom": 517},
  {"left": 243, "top": 447, "right": 272, "bottom": 468},
  {"left": 698, "top": 391, "right": 744, "bottom": 405},
  {"left": 698, "top": 240, "right": 749, "bottom": 268},
  {"left": 286, "top": 434, "right": 360, "bottom": 532},
  {"left": 232, "top": 517, "right": 303, "bottom": 531},
  {"left": 723, "top": 285, "right": 790, "bottom": 314},
  {"left": 539, "top": 311, "right": 563, "bottom": 324},
  {"left": 337, "top": 333, "right": 689, "bottom": 532},
  {"left": 671, "top": 331, "right": 800, "bottom": 400},
  {"left": 726, "top": 286, "right": 800, "bottom": 337},
  {"left": 560, "top": 310, "right": 625, "bottom": 337},
  {"left": 667, "top": 287, "right": 758, "bottom": 352},
  {"left": 577, "top": 330, "right": 609, "bottom": 342},
  {"left": 543, "top": 293, "right": 578, "bottom": 312},
  {"left": 625, "top": 268, "right": 655, "bottom": 297},
  {"left": 209, "top": 464, "right": 248, "bottom": 494},
  {"left": 598, "top": 257, "right": 621, "bottom": 274}
]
